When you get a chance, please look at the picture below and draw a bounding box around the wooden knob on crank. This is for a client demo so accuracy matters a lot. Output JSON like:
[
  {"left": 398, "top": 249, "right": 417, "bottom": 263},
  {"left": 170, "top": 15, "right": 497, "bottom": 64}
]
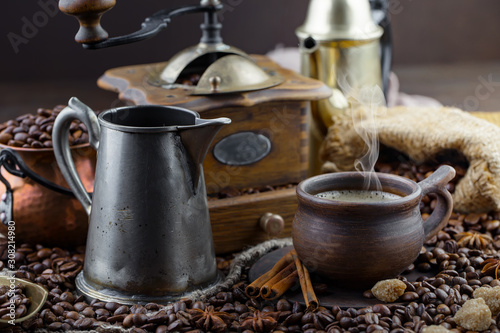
[
  {"left": 59, "top": 0, "right": 116, "bottom": 44},
  {"left": 260, "top": 213, "right": 285, "bottom": 236}
]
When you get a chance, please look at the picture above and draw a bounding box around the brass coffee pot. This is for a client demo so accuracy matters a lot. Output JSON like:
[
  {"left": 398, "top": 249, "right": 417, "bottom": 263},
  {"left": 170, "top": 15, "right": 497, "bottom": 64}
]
[{"left": 296, "top": 0, "right": 391, "bottom": 174}]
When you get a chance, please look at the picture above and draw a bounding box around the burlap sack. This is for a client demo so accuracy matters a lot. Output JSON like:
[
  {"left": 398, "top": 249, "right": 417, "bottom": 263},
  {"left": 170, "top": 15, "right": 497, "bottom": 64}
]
[{"left": 320, "top": 106, "right": 500, "bottom": 213}]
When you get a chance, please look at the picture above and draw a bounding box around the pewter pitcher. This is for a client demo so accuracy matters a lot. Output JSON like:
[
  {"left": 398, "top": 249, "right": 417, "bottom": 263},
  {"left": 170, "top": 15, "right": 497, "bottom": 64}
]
[
  {"left": 296, "top": 0, "right": 390, "bottom": 175},
  {"left": 53, "top": 97, "right": 230, "bottom": 304}
]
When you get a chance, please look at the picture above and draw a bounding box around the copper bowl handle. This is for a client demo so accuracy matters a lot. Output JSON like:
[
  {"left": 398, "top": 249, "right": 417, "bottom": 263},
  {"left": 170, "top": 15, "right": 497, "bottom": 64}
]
[{"left": 0, "top": 148, "right": 82, "bottom": 224}]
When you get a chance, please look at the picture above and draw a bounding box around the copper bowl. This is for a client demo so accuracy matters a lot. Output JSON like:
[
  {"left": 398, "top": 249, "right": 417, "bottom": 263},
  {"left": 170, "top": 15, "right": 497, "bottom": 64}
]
[{"left": 0, "top": 143, "right": 96, "bottom": 247}]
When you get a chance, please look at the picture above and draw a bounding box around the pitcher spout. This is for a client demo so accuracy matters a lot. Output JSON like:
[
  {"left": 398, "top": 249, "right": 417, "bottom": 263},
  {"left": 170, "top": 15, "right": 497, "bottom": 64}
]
[{"left": 179, "top": 117, "right": 231, "bottom": 193}]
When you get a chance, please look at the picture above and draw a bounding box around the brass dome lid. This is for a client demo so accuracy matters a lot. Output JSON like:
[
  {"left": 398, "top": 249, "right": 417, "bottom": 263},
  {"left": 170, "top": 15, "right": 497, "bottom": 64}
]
[
  {"left": 192, "top": 55, "right": 283, "bottom": 95},
  {"left": 147, "top": 43, "right": 283, "bottom": 95}
]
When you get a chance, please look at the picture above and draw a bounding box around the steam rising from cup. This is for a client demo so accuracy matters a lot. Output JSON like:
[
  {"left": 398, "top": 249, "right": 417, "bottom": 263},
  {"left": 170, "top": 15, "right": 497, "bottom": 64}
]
[{"left": 337, "top": 74, "right": 386, "bottom": 191}]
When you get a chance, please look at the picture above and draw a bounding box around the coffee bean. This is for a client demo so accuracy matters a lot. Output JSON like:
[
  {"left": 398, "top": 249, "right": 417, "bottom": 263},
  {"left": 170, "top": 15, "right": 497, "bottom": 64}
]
[
  {"left": 114, "top": 305, "right": 130, "bottom": 315},
  {"left": 22, "top": 316, "right": 43, "bottom": 330},
  {"left": 51, "top": 304, "right": 64, "bottom": 316},
  {"left": 468, "top": 279, "right": 482, "bottom": 286},
  {"left": 12, "top": 126, "right": 28, "bottom": 135},
  {"left": 37, "top": 108, "right": 52, "bottom": 117},
  {"left": 47, "top": 322, "right": 63, "bottom": 331},
  {"left": 436, "top": 304, "right": 451, "bottom": 316},
  {"left": 15, "top": 305, "right": 27, "bottom": 317},
  {"left": 440, "top": 269, "right": 458, "bottom": 277},
  {"left": 131, "top": 304, "right": 147, "bottom": 314},
  {"left": 363, "top": 289, "right": 374, "bottom": 298},
  {"left": 421, "top": 292, "right": 437, "bottom": 304},
  {"left": 65, "top": 311, "right": 81, "bottom": 320},
  {"left": 42, "top": 309, "right": 57, "bottom": 323},
  {"left": 107, "top": 314, "right": 127, "bottom": 323},
  {"left": 132, "top": 313, "right": 149, "bottom": 326},
  {"left": 148, "top": 310, "right": 168, "bottom": 324},
  {"left": 339, "top": 316, "right": 355, "bottom": 329},
  {"left": 49, "top": 274, "right": 64, "bottom": 284},
  {"left": 417, "top": 262, "right": 432, "bottom": 272},
  {"left": 91, "top": 301, "right": 106, "bottom": 308},
  {"left": 95, "top": 308, "right": 110, "bottom": 317},
  {"left": 55, "top": 301, "right": 72, "bottom": 312},
  {"left": 364, "top": 312, "right": 379, "bottom": 325},
  {"left": 235, "top": 304, "right": 249, "bottom": 314},
  {"left": 74, "top": 317, "right": 93, "bottom": 329},
  {"left": 277, "top": 299, "right": 292, "bottom": 312},
  {"left": 435, "top": 288, "right": 447, "bottom": 302},
  {"left": 481, "top": 276, "right": 494, "bottom": 284},
  {"left": 283, "top": 312, "right": 302, "bottom": 326},
  {"left": 156, "top": 325, "right": 168, "bottom": 333},
  {"left": 366, "top": 324, "right": 385, "bottom": 333},
  {"left": 167, "top": 319, "right": 184, "bottom": 331},
  {"left": 460, "top": 284, "right": 474, "bottom": 296},
  {"left": 419, "top": 312, "right": 433, "bottom": 326},
  {"left": 122, "top": 313, "right": 134, "bottom": 328},
  {"left": 81, "top": 307, "right": 95, "bottom": 317},
  {"left": 456, "top": 256, "right": 469, "bottom": 269},
  {"left": 145, "top": 303, "right": 159, "bottom": 311},
  {"left": 416, "top": 286, "right": 430, "bottom": 297},
  {"left": 0, "top": 133, "right": 12, "bottom": 144},
  {"left": 464, "top": 213, "right": 481, "bottom": 224},
  {"left": 401, "top": 292, "right": 419, "bottom": 302},
  {"left": 73, "top": 302, "right": 88, "bottom": 312}
]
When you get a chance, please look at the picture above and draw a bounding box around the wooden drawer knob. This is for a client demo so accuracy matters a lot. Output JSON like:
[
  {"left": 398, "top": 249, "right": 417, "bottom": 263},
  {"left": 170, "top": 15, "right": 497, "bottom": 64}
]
[{"left": 260, "top": 213, "right": 284, "bottom": 236}]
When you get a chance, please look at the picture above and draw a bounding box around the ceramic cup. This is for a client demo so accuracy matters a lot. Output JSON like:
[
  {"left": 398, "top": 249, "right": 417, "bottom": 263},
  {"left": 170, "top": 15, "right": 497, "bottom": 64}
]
[{"left": 292, "top": 165, "right": 456, "bottom": 288}]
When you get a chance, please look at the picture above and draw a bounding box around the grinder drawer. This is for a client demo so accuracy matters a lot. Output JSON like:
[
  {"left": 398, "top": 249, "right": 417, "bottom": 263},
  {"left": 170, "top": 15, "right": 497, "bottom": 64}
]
[{"left": 209, "top": 187, "right": 297, "bottom": 254}]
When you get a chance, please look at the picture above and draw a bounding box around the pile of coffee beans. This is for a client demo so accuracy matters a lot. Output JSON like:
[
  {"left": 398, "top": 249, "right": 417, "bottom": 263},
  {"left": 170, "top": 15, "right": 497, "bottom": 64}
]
[
  {"left": 4, "top": 147, "right": 500, "bottom": 332},
  {"left": 0, "top": 106, "right": 90, "bottom": 149},
  {"left": 0, "top": 283, "right": 31, "bottom": 320},
  {"left": 208, "top": 183, "right": 296, "bottom": 200},
  {"left": 176, "top": 73, "right": 202, "bottom": 87}
]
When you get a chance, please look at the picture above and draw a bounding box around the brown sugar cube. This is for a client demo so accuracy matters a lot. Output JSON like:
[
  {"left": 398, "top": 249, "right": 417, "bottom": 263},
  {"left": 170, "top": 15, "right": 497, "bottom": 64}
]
[
  {"left": 453, "top": 298, "right": 492, "bottom": 331},
  {"left": 473, "top": 286, "right": 500, "bottom": 315},
  {"left": 371, "top": 279, "right": 406, "bottom": 302}
]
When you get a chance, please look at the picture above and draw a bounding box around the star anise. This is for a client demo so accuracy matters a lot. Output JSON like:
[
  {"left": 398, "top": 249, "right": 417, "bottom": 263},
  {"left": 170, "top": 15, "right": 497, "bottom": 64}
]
[
  {"left": 454, "top": 231, "right": 492, "bottom": 249},
  {"left": 187, "top": 305, "right": 235, "bottom": 333},
  {"left": 481, "top": 258, "right": 500, "bottom": 279},
  {"left": 240, "top": 310, "right": 279, "bottom": 332}
]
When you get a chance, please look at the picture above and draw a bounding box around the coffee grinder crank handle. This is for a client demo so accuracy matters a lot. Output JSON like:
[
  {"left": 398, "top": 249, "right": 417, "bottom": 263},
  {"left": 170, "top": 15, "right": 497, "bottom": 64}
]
[
  {"left": 59, "top": 0, "right": 223, "bottom": 48},
  {"left": 53, "top": 98, "right": 100, "bottom": 216}
]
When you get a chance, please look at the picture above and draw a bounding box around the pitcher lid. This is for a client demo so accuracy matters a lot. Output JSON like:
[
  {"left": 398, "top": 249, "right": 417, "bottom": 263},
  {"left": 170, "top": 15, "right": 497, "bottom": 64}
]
[{"left": 296, "top": 0, "right": 383, "bottom": 42}]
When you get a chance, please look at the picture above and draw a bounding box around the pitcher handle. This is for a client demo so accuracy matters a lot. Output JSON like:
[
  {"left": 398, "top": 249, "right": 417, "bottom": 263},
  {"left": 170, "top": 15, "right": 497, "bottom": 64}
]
[
  {"left": 418, "top": 165, "right": 456, "bottom": 241},
  {"left": 53, "top": 97, "right": 100, "bottom": 216}
]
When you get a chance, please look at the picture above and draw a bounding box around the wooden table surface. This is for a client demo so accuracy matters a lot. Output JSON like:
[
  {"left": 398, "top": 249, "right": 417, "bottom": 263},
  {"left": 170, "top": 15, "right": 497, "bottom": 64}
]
[{"left": 1, "top": 61, "right": 500, "bottom": 121}]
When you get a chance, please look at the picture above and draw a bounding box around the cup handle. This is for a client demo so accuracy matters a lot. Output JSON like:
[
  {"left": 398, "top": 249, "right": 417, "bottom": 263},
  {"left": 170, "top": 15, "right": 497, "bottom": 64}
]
[
  {"left": 53, "top": 97, "right": 100, "bottom": 216},
  {"left": 418, "top": 165, "right": 456, "bottom": 241}
]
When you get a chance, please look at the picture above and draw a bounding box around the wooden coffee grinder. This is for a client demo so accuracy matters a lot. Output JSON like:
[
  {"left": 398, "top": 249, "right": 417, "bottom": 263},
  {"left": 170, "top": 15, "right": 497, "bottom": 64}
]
[{"left": 59, "top": 0, "right": 331, "bottom": 254}]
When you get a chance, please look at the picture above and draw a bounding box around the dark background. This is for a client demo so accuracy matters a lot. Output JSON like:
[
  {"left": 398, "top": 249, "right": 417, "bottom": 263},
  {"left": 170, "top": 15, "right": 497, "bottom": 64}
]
[{"left": 1, "top": 0, "right": 500, "bottom": 115}]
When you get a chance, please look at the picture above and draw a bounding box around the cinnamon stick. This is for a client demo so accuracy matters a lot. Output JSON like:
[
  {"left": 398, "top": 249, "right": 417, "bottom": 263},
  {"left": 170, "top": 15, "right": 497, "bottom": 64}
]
[
  {"left": 261, "top": 269, "right": 298, "bottom": 300},
  {"left": 245, "top": 250, "right": 294, "bottom": 298},
  {"left": 260, "top": 262, "right": 297, "bottom": 299},
  {"left": 291, "top": 250, "right": 319, "bottom": 312}
]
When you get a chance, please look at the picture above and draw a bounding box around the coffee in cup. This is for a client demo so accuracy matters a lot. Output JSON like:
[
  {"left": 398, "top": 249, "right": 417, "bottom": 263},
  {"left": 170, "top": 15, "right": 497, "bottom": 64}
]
[{"left": 315, "top": 190, "right": 402, "bottom": 202}]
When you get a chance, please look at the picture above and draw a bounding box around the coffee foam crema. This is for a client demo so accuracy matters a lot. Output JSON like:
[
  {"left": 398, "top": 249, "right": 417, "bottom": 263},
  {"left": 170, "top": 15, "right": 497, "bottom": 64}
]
[{"left": 314, "top": 190, "right": 402, "bottom": 203}]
